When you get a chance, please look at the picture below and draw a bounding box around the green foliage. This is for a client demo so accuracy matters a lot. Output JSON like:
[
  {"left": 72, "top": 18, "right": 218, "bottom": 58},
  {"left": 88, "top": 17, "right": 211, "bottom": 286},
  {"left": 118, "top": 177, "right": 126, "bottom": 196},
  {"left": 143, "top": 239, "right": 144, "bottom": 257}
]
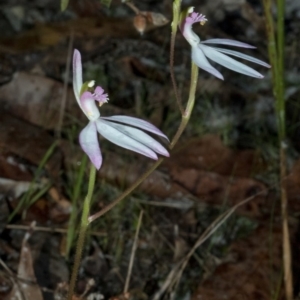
[
  {"left": 9, "top": 141, "right": 58, "bottom": 221},
  {"left": 61, "top": 0, "right": 69, "bottom": 11},
  {"left": 100, "top": 0, "right": 112, "bottom": 8}
]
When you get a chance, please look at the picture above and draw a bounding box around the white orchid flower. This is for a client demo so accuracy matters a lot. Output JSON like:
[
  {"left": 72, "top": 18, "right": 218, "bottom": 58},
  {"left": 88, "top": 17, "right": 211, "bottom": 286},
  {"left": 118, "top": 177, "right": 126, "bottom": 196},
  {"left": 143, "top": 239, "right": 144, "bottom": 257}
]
[
  {"left": 73, "top": 49, "right": 169, "bottom": 170},
  {"left": 180, "top": 7, "right": 271, "bottom": 80}
]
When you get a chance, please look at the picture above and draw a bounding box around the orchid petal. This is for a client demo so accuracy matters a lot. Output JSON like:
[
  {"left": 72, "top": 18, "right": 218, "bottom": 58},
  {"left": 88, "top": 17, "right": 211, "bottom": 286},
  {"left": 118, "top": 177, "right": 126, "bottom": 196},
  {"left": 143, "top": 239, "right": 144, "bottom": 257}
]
[
  {"left": 79, "top": 121, "right": 102, "bottom": 170},
  {"left": 96, "top": 119, "right": 158, "bottom": 160},
  {"left": 211, "top": 47, "right": 271, "bottom": 68},
  {"left": 73, "top": 49, "right": 83, "bottom": 103},
  {"left": 192, "top": 46, "right": 224, "bottom": 80},
  {"left": 103, "top": 120, "right": 169, "bottom": 157},
  {"left": 80, "top": 92, "right": 101, "bottom": 121},
  {"left": 101, "top": 115, "right": 169, "bottom": 141},
  {"left": 201, "top": 39, "right": 255, "bottom": 49},
  {"left": 199, "top": 44, "right": 264, "bottom": 78}
]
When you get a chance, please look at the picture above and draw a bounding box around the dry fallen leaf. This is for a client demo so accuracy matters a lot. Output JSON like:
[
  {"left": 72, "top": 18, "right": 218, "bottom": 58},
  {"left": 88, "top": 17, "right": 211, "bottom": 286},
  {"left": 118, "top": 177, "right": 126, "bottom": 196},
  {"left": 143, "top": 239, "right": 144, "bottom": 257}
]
[
  {"left": 5, "top": 224, "right": 43, "bottom": 300},
  {"left": 133, "top": 11, "right": 168, "bottom": 35},
  {"left": 48, "top": 187, "right": 71, "bottom": 223},
  {"left": 0, "top": 111, "right": 62, "bottom": 178}
]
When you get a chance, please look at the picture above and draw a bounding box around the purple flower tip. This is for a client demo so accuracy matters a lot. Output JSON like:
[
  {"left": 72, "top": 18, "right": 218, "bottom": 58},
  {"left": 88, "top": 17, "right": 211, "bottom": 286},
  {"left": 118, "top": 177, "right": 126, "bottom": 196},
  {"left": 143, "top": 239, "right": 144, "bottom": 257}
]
[
  {"left": 186, "top": 12, "right": 207, "bottom": 25},
  {"left": 92, "top": 86, "right": 109, "bottom": 104}
]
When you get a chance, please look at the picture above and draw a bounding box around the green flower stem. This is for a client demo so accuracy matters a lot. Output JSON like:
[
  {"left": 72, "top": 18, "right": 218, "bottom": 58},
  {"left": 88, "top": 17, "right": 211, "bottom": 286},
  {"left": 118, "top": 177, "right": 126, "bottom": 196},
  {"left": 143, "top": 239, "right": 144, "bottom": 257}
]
[
  {"left": 66, "top": 155, "right": 88, "bottom": 258},
  {"left": 170, "top": 0, "right": 184, "bottom": 114},
  {"left": 277, "top": 0, "right": 285, "bottom": 139},
  {"left": 88, "top": 62, "right": 199, "bottom": 224},
  {"left": 67, "top": 164, "right": 97, "bottom": 300},
  {"left": 170, "top": 63, "right": 198, "bottom": 149},
  {"left": 263, "top": 0, "right": 292, "bottom": 299}
]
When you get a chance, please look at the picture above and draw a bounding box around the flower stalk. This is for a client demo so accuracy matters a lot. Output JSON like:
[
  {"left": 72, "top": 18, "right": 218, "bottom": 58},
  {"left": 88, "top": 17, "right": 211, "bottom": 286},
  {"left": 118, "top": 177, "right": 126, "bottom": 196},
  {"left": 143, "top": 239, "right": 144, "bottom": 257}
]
[
  {"left": 263, "top": 0, "right": 292, "bottom": 299},
  {"left": 170, "top": 0, "right": 184, "bottom": 113},
  {"left": 67, "top": 164, "right": 97, "bottom": 300}
]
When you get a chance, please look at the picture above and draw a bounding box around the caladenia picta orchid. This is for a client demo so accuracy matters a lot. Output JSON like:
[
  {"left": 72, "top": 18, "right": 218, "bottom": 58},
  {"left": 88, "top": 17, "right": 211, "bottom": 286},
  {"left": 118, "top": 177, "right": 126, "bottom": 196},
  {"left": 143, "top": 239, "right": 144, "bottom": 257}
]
[
  {"left": 180, "top": 7, "right": 271, "bottom": 80},
  {"left": 73, "top": 49, "right": 169, "bottom": 170}
]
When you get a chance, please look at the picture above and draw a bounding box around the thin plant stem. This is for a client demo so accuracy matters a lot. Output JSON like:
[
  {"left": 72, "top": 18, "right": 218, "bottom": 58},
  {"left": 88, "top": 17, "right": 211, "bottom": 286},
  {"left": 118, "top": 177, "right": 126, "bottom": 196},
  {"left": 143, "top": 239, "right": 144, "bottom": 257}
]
[
  {"left": 67, "top": 164, "right": 97, "bottom": 300},
  {"left": 277, "top": 0, "right": 285, "bottom": 124},
  {"left": 123, "top": 210, "right": 144, "bottom": 294},
  {"left": 88, "top": 62, "right": 199, "bottom": 224},
  {"left": 263, "top": 0, "right": 292, "bottom": 298},
  {"left": 280, "top": 147, "right": 293, "bottom": 300},
  {"left": 170, "top": 0, "right": 184, "bottom": 114},
  {"left": 88, "top": 160, "right": 162, "bottom": 223},
  {"left": 56, "top": 30, "right": 74, "bottom": 139},
  {"left": 263, "top": 0, "right": 278, "bottom": 98},
  {"left": 66, "top": 154, "right": 88, "bottom": 258},
  {"left": 125, "top": 1, "right": 140, "bottom": 14}
]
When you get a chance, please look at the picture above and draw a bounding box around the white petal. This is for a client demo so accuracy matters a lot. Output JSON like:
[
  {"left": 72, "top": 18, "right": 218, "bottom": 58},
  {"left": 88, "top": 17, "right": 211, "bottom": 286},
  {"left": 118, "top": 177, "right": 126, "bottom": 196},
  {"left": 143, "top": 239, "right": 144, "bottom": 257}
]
[
  {"left": 103, "top": 120, "right": 169, "bottom": 157},
  {"left": 73, "top": 49, "right": 83, "bottom": 103},
  {"left": 201, "top": 39, "right": 255, "bottom": 49},
  {"left": 79, "top": 122, "right": 102, "bottom": 170},
  {"left": 199, "top": 44, "right": 264, "bottom": 78},
  {"left": 101, "top": 115, "right": 169, "bottom": 141},
  {"left": 96, "top": 119, "right": 158, "bottom": 160},
  {"left": 192, "top": 46, "right": 224, "bottom": 80},
  {"left": 212, "top": 47, "right": 271, "bottom": 68}
]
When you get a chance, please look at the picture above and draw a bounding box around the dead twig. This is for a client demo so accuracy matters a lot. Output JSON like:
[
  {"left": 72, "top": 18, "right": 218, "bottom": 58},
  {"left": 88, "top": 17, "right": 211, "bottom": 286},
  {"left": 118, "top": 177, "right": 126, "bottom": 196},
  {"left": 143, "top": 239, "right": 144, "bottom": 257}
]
[
  {"left": 153, "top": 187, "right": 267, "bottom": 299},
  {"left": 124, "top": 1, "right": 140, "bottom": 15},
  {"left": 5, "top": 224, "right": 106, "bottom": 236},
  {"left": 0, "top": 258, "right": 26, "bottom": 300},
  {"left": 124, "top": 210, "right": 144, "bottom": 294}
]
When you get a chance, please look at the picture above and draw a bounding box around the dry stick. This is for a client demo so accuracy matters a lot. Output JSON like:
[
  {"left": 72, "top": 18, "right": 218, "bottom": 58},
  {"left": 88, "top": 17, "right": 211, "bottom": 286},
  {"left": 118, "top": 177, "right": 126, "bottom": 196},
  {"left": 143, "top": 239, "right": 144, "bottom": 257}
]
[
  {"left": 56, "top": 30, "right": 74, "bottom": 139},
  {"left": 125, "top": 1, "right": 140, "bottom": 14},
  {"left": 88, "top": 63, "right": 199, "bottom": 224},
  {"left": 176, "top": 194, "right": 261, "bottom": 284},
  {"left": 0, "top": 258, "right": 26, "bottom": 300},
  {"left": 123, "top": 210, "right": 144, "bottom": 294},
  {"left": 5, "top": 224, "right": 107, "bottom": 236},
  {"left": 152, "top": 264, "right": 180, "bottom": 300},
  {"left": 0, "top": 223, "right": 36, "bottom": 300},
  {"left": 152, "top": 188, "right": 268, "bottom": 300},
  {"left": 88, "top": 159, "right": 162, "bottom": 223}
]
